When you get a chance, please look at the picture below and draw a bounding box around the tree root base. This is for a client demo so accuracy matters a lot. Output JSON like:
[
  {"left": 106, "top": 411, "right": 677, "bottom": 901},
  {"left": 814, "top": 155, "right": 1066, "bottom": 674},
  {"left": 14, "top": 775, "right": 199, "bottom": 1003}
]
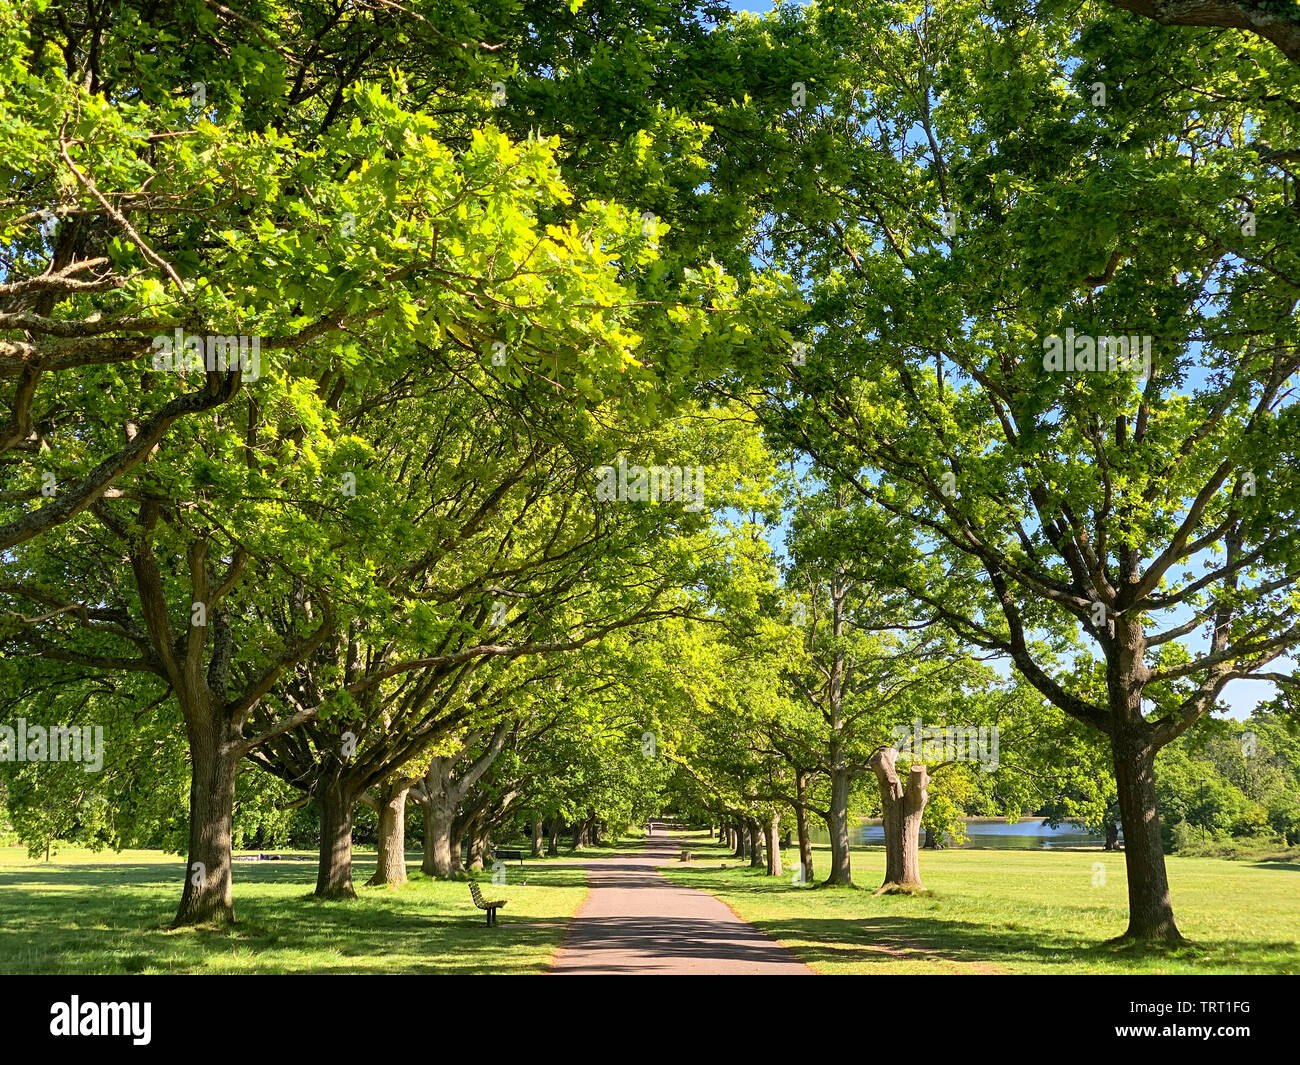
[
  {"left": 311, "top": 886, "right": 358, "bottom": 901},
  {"left": 168, "top": 913, "right": 236, "bottom": 931},
  {"left": 874, "top": 881, "right": 927, "bottom": 896},
  {"left": 1105, "top": 929, "right": 1191, "bottom": 950}
]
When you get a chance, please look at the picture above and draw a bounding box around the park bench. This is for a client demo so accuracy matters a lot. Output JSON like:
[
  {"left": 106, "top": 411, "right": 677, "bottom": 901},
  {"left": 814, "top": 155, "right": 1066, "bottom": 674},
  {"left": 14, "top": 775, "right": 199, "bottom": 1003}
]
[
  {"left": 493, "top": 846, "right": 526, "bottom": 866},
  {"left": 468, "top": 880, "right": 507, "bottom": 926}
]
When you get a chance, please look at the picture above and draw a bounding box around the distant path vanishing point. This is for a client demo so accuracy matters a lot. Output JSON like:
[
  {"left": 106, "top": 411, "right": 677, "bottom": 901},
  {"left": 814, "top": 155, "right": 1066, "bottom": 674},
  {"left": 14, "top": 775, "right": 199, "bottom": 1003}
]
[{"left": 549, "top": 823, "right": 812, "bottom": 975}]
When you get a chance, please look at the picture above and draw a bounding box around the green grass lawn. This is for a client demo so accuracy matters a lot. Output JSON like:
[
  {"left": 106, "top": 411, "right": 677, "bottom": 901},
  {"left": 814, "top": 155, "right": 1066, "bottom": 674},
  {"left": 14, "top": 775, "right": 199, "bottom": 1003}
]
[
  {"left": 659, "top": 831, "right": 1300, "bottom": 975},
  {"left": 0, "top": 846, "right": 588, "bottom": 974},
  {"left": 5, "top": 834, "right": 1296, "bottom": 974}
]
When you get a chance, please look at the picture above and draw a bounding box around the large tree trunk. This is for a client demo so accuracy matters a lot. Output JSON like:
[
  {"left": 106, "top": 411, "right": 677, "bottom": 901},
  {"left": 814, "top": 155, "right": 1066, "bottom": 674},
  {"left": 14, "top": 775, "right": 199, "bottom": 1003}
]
[
  {"left": 315, "top": 777, "right": 358, "bottom": 899},
  {"left": 823, "top": 565, "right": 854, "bottom": 888},
  {"left": 420, "top": 793, "right": 456, "bottom": 878},
  {"left": 418, "top": 799, "right": 435, "bottom": 873},
  {"left": 469, "top": 826, "right": 491, "bottom": 871},
  {"left": 547, "top": 817, "right": 560, "bottom": 856},
  {"left": 765, "top": 810, "right": 783, "bottom": 877},
  {"left": 1104, "top": 820, "right": 1120, "bottom": 851},
  {"left": 794, "top": 771, "right": 814, "bottom": 885},
  {"left": 870, "top": 748, "right": 928, "bottom": 893},
  {"left": 531, "top": 817, "right": 545, "bottom": 857},
  {"left": 414, "top": 734, "right": 511, "bottom": 878},
  {"left": 449, "top": 820, "right": 466, "bottom": 875},
  {"left": 571, "top": 813, "right": 595, "bottom": 851},
  {"left": 731, "top": 822, "right": 745, "bottom": 858},
  {"left": 747, "top": 818, "right": 764, "bottom": 868},
  {"left": 1112, "top": 733, "right": 1182, "bottom": 942},
  {"left": 367, "top": 780, "right": 410, "bottom": 887},
  {"left": 173, "top": 710, "right": 239, "bottom": 926},
  {"left": 1106, "top": 617, "right": 1184, "bottom": 944},
  {"left": 823, "top": 766, "right": 853, "bottom": 886}
]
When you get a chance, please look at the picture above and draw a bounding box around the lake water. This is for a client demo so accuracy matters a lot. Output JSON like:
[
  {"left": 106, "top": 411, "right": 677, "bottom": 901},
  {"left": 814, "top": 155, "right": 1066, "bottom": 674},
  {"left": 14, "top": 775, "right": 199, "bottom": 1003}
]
[{"left": 809, "top": 819, "right": 1110, "bottom": 850}]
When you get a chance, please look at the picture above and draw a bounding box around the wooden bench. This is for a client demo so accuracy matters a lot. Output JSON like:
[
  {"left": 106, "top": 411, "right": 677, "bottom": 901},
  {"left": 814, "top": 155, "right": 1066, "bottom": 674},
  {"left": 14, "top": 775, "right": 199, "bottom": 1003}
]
[
  {"left": 469, "top": 880, "right": 507, "bottom": 926},
  {"left": 493, "top": 847, "right": 526, "bottom": 866}
]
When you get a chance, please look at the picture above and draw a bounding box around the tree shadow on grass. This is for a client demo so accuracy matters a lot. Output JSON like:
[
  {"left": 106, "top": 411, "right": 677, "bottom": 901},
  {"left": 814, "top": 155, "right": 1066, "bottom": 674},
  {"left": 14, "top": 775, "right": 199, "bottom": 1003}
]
[
  {"left": 0, "top": 854, "right": 589, "bottom": 974},
  {"left": 0, "top": 863, "right": 185, "bottom": 889},
  {"left": 660, "top": 865, "right": 1299, "bottom": 974},
  {"left": 736, "top": 914, "right": 1300, "bottom": 975}
]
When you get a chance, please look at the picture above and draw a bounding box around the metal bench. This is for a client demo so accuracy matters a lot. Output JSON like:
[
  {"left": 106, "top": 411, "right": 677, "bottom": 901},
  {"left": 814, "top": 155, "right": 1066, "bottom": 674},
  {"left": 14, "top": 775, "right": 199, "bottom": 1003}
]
[
  {"left": 493, "top": 847, "right": 526, "bottom": 866},
  {"left": 468, "top": 880, "right": 507, "bottom": 926}
]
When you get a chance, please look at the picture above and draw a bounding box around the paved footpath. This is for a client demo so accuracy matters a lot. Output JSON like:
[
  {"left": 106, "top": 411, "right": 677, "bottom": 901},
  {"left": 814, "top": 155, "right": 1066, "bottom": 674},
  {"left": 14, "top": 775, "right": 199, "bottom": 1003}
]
[{"left": 549, "top": 824, "right": 812, "bottom": 975}]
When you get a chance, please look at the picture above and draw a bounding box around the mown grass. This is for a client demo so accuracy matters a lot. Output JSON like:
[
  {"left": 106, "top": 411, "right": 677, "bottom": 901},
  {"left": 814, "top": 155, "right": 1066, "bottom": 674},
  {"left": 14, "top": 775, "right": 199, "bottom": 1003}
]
[
  {"left": 658, "top": 831, "right": 1300, "bottom": 975},
  {"left": 0, "top": 846, "right": 587, "bottom": 974},
  {"left": 6, "top": 833, "right": 1296, "bottom": 975}
]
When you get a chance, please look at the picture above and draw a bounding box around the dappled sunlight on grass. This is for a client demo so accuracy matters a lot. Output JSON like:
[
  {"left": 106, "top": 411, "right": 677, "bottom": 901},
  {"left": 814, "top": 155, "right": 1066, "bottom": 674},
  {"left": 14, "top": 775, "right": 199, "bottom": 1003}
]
[
  {"left": 6, "top": 836, "right": 1295, "bottom": 975},
  {"left": 659, "top": 832, "right": 1300, "bottom": 975},
  {"left": 0, "top": 846, "right": 588, "bottom": 974}
]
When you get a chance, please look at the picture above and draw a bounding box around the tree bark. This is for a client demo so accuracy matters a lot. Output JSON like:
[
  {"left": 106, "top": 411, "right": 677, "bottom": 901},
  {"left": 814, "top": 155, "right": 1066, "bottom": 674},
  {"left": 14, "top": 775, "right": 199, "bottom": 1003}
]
[
  {"left": 1102, "top": 0, "right": 1300, "bottom": 69},
  {"left": 449, "top": 819, "right": 466, "bottom": 875},
  {"left": 468, "top": 817, "right": 491, "bottom": 871},
  {"left": 1104, "top": 820, "right": 1120, "bottom": 851},
  {"left": 418, "top": 799, "right": 435, "bottom": 874},
  {"left": 367, "top": 779, "right": 410, "bottom": 887},
  {"left": 1112, "top": 732, "right": 1182, "bottom": 942},
  {"left": 547, "top": 817, "right": 560, "bottom": 856},
  {"left": 823, "top": 561, "right": 854, "bottom": 888},
  {"left": 794, "top": 771, "right": 814, "bottom": 884},
  {"left": 765, "top": 810, "right": 783, "bottom": 877},
  {"left": 419, "top": 789, "right": 456, "bottom": 878},
  {"left": 870, "top": 747, "right": 928, "bottom": 893},
  {"left": 732, "top": 822, "right": 745, "bottom": 858},
  {"left": 315, "top": 776, "right": 358, "bottom": 899},
  {"left": 1104, "top": 615, "right": 1184, "bottom": 944},
  {"left": 823, "top": 766, "right": 854, "bottom": 886},
  {"left": 173, "top": 710, "right": 239, "bottom": 925},
  {"left": 571, "top": 812, "right": 595, "bottom": 851},
  {"left": 412, "top": 731, "right": 511, "bottom": 879},
  {"left": 531, "top": 817, "right": 545, "bottom": 857},
  {"left": 123, "top": 519, "right": 334, "bottom": 928},
  {"left": 747, "top": 817, "right": 764, "bottom": 868}
]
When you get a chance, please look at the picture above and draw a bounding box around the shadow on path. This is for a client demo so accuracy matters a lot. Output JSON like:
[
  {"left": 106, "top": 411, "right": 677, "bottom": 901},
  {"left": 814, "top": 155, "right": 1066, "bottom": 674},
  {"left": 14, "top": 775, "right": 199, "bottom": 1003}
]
[{"left": 549, "top": 821, "right": 811, "bottom": 975}]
